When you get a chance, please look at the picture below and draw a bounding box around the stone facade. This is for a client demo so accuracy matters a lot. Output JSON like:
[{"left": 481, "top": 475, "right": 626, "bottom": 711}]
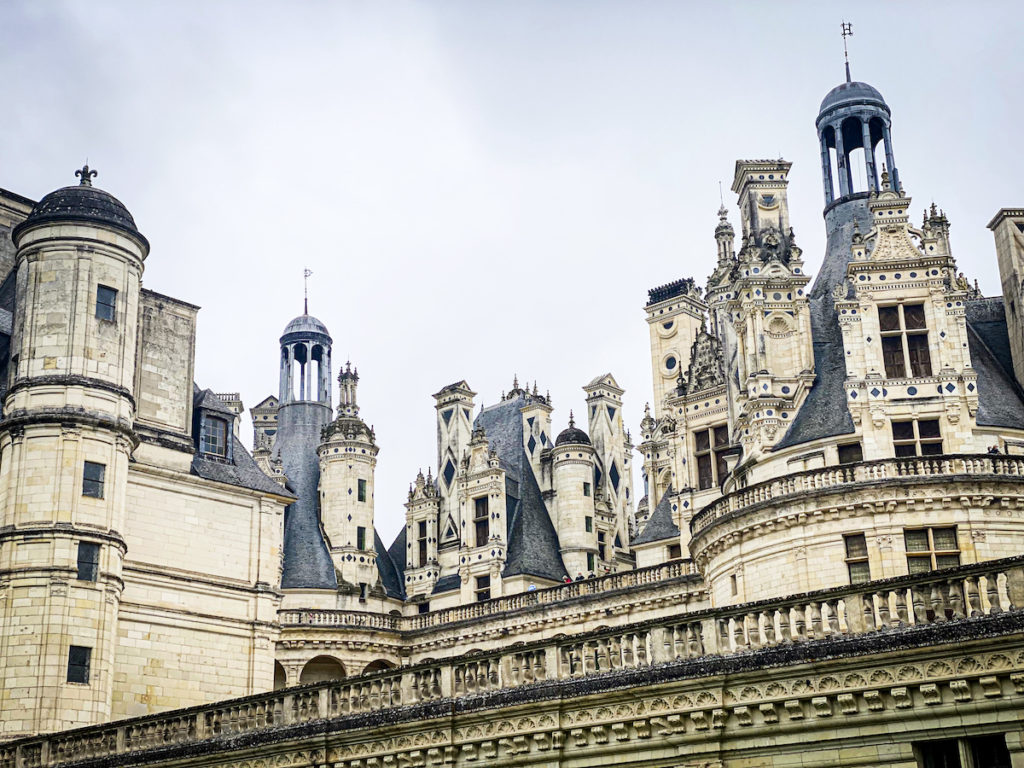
[{"left": 3, "top": 63, "right": 1024, "bottom": 768}]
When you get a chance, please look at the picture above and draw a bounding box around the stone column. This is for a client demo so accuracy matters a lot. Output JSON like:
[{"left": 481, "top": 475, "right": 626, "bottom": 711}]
[
  {"left": 861, "top": 119, "right": 877, "bottom": 191},
  {"left": 820, "top": 133, "right": 835, "bottom": 204},
  {"left": 835, "top": 122, "right": 850, "bottom": 198}
]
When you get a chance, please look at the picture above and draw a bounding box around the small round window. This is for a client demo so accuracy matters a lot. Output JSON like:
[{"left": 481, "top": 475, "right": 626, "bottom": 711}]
[{"left": 665, "top": 356, "right": 677, "bottom": 370}]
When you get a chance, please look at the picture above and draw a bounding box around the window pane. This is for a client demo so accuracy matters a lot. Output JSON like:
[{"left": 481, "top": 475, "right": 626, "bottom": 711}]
[
  {"left": 585, "top": 516, "right": 593, "bottom": 533},
  {"left": 474, "top": 497, "right": 488, "bottom": 519},
  {"left": 916, "top": 739, "right": 963, "bottom": 768},
  {"left": 907, "top": 334, "right": 932, "bottom": 377},
  {"left": 838, "top": 443, "right": 863, "bottom": 464},
  {"left": 932, "top": 527, "right": 958, "bottom": 551},
  {"left": 418, "top": 521, "right": 427, "bottom": 537},
  {"left": 894, "top": 443, "right": 917, "bottom": 457},
  {"left": 358, "top": 478, "right": 367, "bottom": 502},
  {"left": 95, "top": 285, "right": 117, "bottom": 322},
  {"left": 667, "top": 544, "right": 682, "bottom": 560},
  {"left": 920, "top": 441, "right": 943, "bottom": 456},
  {"left": 82, "top": 462, "right": 105, "bottom": 498},
  {"left": 918, "top": 419, "right": 941, "bottom": 439},
  {"left": 878, "top": 306, "right": 901, "bottom": 332},
  {"left": 907, "top": 555, "right": 933, "bottom": 575},
  {"left": 892, "top": 421, "right": 915, "bottom": 441},
  {"left": 713, "top": 425, "right": 729, "bottom": 447},
  {"left": 77, "top": 542, "right": 100, "bottom": 582},
  {"left": 695, "top": 430, "right": 710, "bottom": 452},
  {"left": 67, "top": 646, "right": 91, "bottom": 684},
  {"left": 200, "top": 417, "right": 228, "bottom": 457},
  {"left": 697, "top": 454, "right": 714, "bottom": 490},
  {"left": 882, "top": 336, "right": 907, "bottom": 378},
  {"left": 935, "top": 554, "right": 961, "bottom": 569},
  {"left": 969, "top": 735, "right": 1012, "bottom": 768},
  {"left": 903, "top": 303, "right": 927, "bottom": 330},
  {"left": 844, "top": 533, "right": 868, "bottom": 559},
  {"left": 905, "top": 529, "right": 929, "bottom": 552},
  {"left": 848, "top": 560, "right": 871, "bottom": 585},
  {"left": 475, "top": 519, "right": 488, "bottom": 546},
  {"left": 476, "top": 575, "right": 490, "bottom": 589}
]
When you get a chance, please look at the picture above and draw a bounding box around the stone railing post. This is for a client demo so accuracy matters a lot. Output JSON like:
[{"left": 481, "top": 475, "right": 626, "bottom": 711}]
[
  {"left": 700, "top": 617, "right": 721, "bottom": 655},
  {"left": 649, "top": 626, "right": 670, "bottom": 664},
  {"left": 438, "top": 663, "right": 454, "bottom": 699},
  {"left": 843, "top": 594, "right": 867, "bottom": 634},
  {"left": 1005, "top": 564, "right": 1024, "bottom": 610}
]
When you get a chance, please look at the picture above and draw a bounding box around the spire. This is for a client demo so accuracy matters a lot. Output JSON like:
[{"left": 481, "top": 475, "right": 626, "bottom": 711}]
[
  {"left": 568, "top": 410, "right": 575, "bottom": 428},
  {"left": 303, "top": 268, "right": 312, "bottom": 314},
  {"left": 841, "top": 21, "right": 853, "bottom": 83}
]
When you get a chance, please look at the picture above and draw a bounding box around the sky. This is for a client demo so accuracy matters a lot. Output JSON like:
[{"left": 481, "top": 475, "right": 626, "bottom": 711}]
[{"left": 3, "top": 2, "right": 1023, "bottom": 543}]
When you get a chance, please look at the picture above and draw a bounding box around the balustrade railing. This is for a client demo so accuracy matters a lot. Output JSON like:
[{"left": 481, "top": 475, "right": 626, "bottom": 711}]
[
  {"left": 692, "top": 454, "right": 1024, "bottom": 536},
  {"left": 8, "top": 555, "right": 1024, "bottom": 767},
  {"left": 281, "top": 559, "right": 699, "bottom": 632}
]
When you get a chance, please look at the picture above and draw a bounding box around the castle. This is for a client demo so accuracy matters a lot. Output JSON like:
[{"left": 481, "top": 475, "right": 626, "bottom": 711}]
[{"left": 3, "top": 62, "right": 1024, "bottom": 768}]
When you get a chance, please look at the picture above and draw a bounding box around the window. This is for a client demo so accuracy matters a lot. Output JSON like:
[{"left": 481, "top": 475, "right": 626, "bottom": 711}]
[
  {"left": 905, "top": 527, "right": 960, "bottom": 575},
  {"left": 837, "top": 442, "right": 863, "bottom": 465},
  {"left": 417, "top": 521, "right": 428, "bottom": 566},
  {"left": 67, "top": 645, "right": 91, "bottom": 684},
  {"left": 583, "top": 482, "right": 591, "bottom": 497},
  {"left": 82, "top": 462, "right": 105, "bottom": 499},
  {"left": 844, "top": 533, "right": 870, "bottom": 584},
  {"left": 200, "top": 417, "right": 228, "bottom": 457},
  {"left": 417, "top": 602, "right": 429, "bottom": 614},
  {"left": 915, "top": 734, "right": 1011, "bottom": 768},
  {"left": 695, "top": 425, "right": 729, "bottom": 490},
  {"left": 359, "top": 583, "right": 368, "bottom": 601},
  {"left": 585, "top": 516, "right": 593, "bottom": 533},
  {"left": 730, "top": 574, "right": 738, "bottom": 596},
  {"left": 357, "top": 526, "right": 366, "bottom": 551},
  {"left": 598, "top": 531, "right": 607, "bottom": 562},
  {"left": 587, "top": 552, "right": 595, "bottom": 572},
  {"left": 667, "top": 543, "right": 682, "bottom": 561},
  {"left": 892, "top": 419, "right": 943, "bottom": 457},
  {"left": 358, "top": 478, "right": 367, "bottom": 502},
  {"left": 879, "top": 303, "right": 931, "bottom": 378},
  {"left": 77, "top": 542, "right": 100, "bottom": 582},
  {"left": 474, "top": 497, "right": 489, "bottom": 546},
  {"left": 475, "top": 574, "right": 490, "bottom": 602},
  {"left": 95, "top": 285, "right": 117, "bottom": 322}
]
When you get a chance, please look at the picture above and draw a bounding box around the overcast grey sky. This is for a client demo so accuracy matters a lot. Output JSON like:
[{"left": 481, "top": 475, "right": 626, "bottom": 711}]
[{"left": 3, "top": 2, "right": 1022, "bottom": 543}]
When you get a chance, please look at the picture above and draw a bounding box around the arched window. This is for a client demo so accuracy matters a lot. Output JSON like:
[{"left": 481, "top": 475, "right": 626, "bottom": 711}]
[{"left": 273, "top": 661, "right": 287, "bottom": 690}]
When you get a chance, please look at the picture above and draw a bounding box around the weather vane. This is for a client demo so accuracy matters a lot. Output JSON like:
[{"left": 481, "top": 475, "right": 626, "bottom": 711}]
[
  {"left": 841, "top": 21, "right": 853, "bottom": 82},
  {"left": 303, "top": 268, "right": 313, "bottom": 314}
]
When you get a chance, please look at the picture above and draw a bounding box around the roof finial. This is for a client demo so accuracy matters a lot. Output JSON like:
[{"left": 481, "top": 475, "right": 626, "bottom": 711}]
[
  {"left": 75, "top": 163, "right": 97, "bottom": 187},
  {"left": 303, "top": 268, "right": 312, "bottom": 314},
  {"left": 841, "top": 21, "right": 853, "bottom": 83},
  {"left": 568, "top": 410, "right": 575, "bottom": 428}
]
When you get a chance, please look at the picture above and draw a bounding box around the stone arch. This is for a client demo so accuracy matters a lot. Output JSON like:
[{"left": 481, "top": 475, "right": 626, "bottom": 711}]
[
  {"left": 363, "top": 659, "right": 396, "bottom": 674},
  {"left": 273, "top": 661, "right": 287, "bottom": 690},
  {"left": 299, "top": 655, "right": 346, "bottom": 684}
]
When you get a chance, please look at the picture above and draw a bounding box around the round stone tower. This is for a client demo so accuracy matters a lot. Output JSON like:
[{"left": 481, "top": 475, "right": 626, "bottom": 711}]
[
  {"left": 0, "top": 167, "right": 148, "bottom": 735},
  {"left": 552, "top": 414, "right": 597, "bottom": 577}
]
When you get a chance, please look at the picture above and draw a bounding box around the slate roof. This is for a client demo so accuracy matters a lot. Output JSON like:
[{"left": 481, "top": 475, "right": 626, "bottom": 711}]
[
  {"left": 432, "top": 574, "right": 461, "bottom": 594},
  {"left": 374, "top": 530, "right": 405, "bottom": 599},
  {"left": 966, "top": 298, "right": 1024, "bottom": 429},
  {"left": 13, "top": 182, "right": 148, "bottom": 249},
  {"left": 774, "top": 198, "right": 869, "bottom": 451},
  {"left": 631, "top": 485, "right": 679, "bottom": 545},
  {"left": 190, "top": 388, "right": 295, "bottom": 498},
  {"left": 475, "top": 395, "right": 568, "bottom": 583}
]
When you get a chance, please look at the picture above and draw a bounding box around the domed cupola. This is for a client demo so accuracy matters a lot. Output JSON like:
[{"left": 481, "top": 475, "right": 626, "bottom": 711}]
[
  {"left": 555, "top": 412, "right": 591, "bottom": 446},
  {"left": 815, "top": 54, "right": 901, "bottom": 207},
  {"left": 12, "top": 165, "right": 149, "bottom": 252},
  {"left": 279, "top": 310, "right": 332, "bottom": 406}
]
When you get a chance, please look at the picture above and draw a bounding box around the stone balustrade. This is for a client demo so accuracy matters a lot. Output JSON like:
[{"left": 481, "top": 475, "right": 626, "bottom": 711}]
[
  {"left": 279, "top": 559, "right": 698, "bottom": 631},
  {"left": 691, "top": 454, "right": 1024, "bottom": 536},
  {"left": 6, "top": 555, "right": 1024, "bottom": 768}
]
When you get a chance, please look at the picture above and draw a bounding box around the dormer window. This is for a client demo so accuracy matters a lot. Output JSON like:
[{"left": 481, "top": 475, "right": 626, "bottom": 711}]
[
  {"left": 879, "top": 303, "right": 931, "bottom": 378},
  {"left": 200, "top": 416, "right": 228, "bottom": 457}
]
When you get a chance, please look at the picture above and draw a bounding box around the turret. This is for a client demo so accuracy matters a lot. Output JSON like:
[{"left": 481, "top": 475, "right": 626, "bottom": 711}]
[
  {"left": 552, "top": 413, "right": 598, "bottom": 576},
  {"left": 318, "top": 362, "right": 379, "bottom": 598},
  {"left": 0, "top": 167, "right": 148, "bottom": 735},
  {"left": 433, "top": 380, "right": 475, "bottom": 550}
]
